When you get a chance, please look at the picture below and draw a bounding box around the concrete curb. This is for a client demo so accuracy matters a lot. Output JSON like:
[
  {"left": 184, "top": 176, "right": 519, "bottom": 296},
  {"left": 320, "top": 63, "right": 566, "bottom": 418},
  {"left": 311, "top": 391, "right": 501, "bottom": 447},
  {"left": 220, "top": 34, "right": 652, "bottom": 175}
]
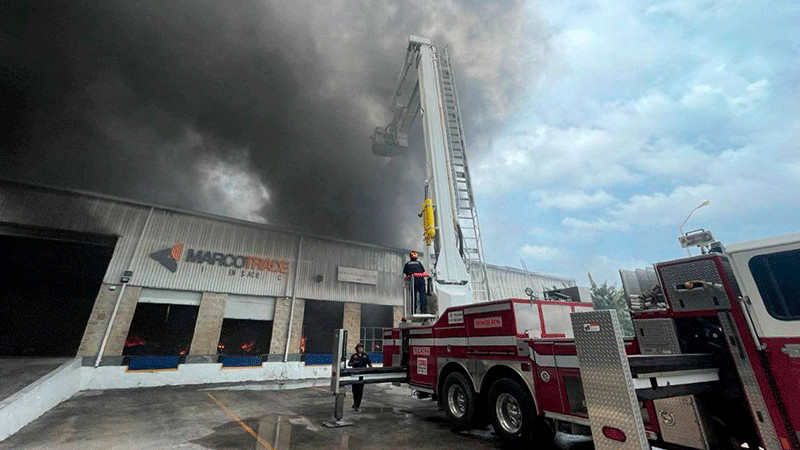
[
  {"left": 0, "top": 359, "right": 332, "bottom": 442},
  {"left": 0, "top": 357, "right": 82, "bottom": 442},
  {"left": 81, "top": 362, "right": 331, "bottom": 390}
]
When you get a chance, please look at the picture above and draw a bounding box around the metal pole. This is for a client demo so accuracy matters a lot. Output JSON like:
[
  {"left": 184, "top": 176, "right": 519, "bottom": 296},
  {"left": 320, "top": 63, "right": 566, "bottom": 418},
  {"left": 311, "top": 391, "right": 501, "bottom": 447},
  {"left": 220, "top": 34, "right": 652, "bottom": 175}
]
[
  {"left": 403, "top": 278, "right": 409, "bottom": 318},
  {"left": 94, "top": 282, "right": 127, "bottom": 367},
  {"left": 283, "top": 235, "right": 303, "bottom": 362},
  {"left": 679, "top": 223, "right": 692, "bottom": 257},
  {"left": 679, "top": 201, "right": 710, "bottom": 257},
  {"left": 94, "top": 207, "right": 154, "bottom": 367}
]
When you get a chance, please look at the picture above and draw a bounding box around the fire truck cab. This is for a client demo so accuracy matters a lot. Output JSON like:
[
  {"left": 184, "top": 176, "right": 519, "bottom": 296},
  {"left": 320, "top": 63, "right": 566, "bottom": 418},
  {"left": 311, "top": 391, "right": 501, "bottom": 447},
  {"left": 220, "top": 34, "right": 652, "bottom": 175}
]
[{"left": 376, "top": 234, "right": 800, "bottom": 449}]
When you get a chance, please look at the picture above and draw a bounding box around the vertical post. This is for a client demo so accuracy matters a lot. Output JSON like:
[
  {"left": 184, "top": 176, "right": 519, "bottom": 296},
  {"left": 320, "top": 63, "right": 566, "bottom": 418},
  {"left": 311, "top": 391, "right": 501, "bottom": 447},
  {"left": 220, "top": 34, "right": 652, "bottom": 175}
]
[
  {"left": 329, "top": 328, "right": 349, "bottom": 424},
  {"left": 334, "top": 393, "right": 345, "bottom": 421},
  {"left": 284, "top": 235, "right": 303, "bottom": 362},
  {"left": 94, "top": 207, "right": 154, "bottom": 367},
  {"left": 330, "top": 329, "right": 348, "bottom": 394},
  {"left": 403, "top": 278, "right": 409, "bottom": 318},
  {"left": 94, "top": 282, "right": 127, "bottom": 367}
]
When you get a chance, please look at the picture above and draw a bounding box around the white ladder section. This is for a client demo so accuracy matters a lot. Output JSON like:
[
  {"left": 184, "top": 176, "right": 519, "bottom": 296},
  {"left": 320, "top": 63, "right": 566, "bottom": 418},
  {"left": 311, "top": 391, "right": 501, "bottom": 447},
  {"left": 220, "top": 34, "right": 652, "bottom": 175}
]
[{"left": 435, "top": 46, "right": 491, "bottom": 302}]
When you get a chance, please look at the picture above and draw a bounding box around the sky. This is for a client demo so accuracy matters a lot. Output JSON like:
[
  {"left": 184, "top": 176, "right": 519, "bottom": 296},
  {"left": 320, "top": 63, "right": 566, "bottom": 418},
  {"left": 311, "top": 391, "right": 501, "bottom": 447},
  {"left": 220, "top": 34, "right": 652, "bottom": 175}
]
[
  {"left": 3, "top": 1, "right": 799, "bottom": 287},
  {"left": 474, "top": 1, "right": 800, "bottom": 284}
]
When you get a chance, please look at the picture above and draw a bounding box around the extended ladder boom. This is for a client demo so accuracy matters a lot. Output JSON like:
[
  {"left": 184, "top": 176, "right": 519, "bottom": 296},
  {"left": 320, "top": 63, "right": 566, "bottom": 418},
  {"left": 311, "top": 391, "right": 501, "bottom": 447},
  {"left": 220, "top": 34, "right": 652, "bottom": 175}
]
[{"left": 372, "top": 36, "right": 491, "bottom": 311}]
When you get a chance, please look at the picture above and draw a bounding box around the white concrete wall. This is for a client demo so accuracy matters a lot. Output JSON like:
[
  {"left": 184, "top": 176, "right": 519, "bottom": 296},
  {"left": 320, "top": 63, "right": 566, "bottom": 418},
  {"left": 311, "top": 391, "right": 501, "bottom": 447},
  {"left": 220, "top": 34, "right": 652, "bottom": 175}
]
[
  {"left": 0, "top": 358, "right": 82, "bottom": 442},
  {"left": 81, "top": 362, "right": 331, "bottom": 390}
]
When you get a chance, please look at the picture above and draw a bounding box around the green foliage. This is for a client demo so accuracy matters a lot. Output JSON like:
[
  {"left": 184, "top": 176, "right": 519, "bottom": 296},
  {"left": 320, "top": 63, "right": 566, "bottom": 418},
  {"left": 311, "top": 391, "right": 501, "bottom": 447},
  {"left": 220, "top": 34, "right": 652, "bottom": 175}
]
[{"left": 587, "top": 273, "right": 634, "bottom": 337}]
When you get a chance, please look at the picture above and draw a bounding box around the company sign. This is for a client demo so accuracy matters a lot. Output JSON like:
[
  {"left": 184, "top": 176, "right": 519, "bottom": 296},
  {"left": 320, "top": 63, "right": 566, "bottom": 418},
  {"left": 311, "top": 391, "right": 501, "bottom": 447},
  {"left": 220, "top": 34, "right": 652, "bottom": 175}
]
[
  {"left": 149, "top": 242, "right": 290, "bottom": 279},
  {"left": 337, "top": 266, "right": 378, "bottom": 285},
  {"left": 474, "top": 316, "right": 503, "bottom": 329},
  {"left": 448, "top": 311, "right": 464, "bottom": 325}
]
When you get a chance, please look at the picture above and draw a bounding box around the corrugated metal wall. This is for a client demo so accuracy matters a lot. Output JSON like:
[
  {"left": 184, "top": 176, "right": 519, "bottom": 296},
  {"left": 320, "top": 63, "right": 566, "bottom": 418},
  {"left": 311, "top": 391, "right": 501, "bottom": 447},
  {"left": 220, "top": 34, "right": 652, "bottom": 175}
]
[
  {"left": 486, "top": 264, "right": 575, "bottom": 300},
  {"left": 295, "top": 237, "right": 406, "bottom": 305},
  {"left": 0, "top": 181, "right": 150, "bottom": 285},
  {"left": 128, "top": 209, "right": 299, "bottom": 297},
  {"left": 0, "top": 180, "right": 577, "bottom": 306}
]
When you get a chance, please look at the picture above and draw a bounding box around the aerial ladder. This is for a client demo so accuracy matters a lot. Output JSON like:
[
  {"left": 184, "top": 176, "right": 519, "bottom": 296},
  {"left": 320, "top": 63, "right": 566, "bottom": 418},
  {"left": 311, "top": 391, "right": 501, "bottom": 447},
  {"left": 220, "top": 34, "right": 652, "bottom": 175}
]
[{"left": 371, "top": 35, "right": 491, "bottom": 312}]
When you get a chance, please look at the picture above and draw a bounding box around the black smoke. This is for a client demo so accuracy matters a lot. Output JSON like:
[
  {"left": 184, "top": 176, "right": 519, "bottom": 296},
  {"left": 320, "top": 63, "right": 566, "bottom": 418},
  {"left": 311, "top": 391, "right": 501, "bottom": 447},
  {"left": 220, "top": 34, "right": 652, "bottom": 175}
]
[{"left": 1, "top": 0, "right": 535, "bottom": 248}]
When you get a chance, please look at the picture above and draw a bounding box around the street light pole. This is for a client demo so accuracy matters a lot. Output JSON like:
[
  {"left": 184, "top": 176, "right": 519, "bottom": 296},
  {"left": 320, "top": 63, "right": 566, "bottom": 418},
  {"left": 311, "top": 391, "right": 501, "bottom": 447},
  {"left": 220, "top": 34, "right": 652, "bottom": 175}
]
[{"left": 679, "top": 200, "right": 710, "bottom": 256}]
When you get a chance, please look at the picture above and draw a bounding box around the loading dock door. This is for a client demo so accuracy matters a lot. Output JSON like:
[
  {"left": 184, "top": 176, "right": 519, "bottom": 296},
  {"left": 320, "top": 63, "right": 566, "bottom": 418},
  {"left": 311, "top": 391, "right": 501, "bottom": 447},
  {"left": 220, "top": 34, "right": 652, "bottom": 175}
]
[
  {"left": 302, "top": 300, "right": 344, "bottom": 355},
  {"left": 0, "top": 232, "right": 115, "bottom": 356},
  {"left": 218, "top": 295, "right": 275, "bottom": 356}
]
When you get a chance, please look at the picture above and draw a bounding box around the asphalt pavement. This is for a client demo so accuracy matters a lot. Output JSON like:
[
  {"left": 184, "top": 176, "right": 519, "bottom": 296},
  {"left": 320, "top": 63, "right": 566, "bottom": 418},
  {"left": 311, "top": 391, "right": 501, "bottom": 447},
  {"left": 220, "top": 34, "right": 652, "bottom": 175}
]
[{"left": 1, "top": 378, "right": 592, "bottom": 449}]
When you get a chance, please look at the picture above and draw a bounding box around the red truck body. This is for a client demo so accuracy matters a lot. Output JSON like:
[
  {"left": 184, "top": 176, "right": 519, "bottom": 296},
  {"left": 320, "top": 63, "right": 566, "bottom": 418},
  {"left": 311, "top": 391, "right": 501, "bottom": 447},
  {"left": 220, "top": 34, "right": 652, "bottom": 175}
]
[{"left": 381, "top": 253, "right": 800, "bottom": 449}]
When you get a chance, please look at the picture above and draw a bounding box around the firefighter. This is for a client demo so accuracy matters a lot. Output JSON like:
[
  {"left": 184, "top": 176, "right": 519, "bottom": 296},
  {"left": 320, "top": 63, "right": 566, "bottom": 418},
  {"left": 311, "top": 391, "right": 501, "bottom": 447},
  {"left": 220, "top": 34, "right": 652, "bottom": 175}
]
[
  {"left": 348, "top": 343, "right": 372, "bottom": 412},
  {"left": 403, "top": 251, "right": 427, "bottom": 314}
]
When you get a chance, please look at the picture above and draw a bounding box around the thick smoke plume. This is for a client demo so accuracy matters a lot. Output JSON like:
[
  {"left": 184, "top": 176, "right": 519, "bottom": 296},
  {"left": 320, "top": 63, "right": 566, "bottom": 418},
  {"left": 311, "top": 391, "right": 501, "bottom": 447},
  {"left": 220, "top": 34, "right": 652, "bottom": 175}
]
[{"left": 1, "top": 1, "right": 546, "bottom": 248}]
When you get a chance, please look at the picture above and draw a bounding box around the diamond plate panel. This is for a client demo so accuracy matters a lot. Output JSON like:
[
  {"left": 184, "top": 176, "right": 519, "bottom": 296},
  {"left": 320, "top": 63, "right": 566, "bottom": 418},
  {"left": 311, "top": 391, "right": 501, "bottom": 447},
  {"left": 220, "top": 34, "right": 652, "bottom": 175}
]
[
  {"left": 653, "top": 395, "right": 709, "bottom": 449},
  {"left": 718, "top": 312, "right": 781, "bottom": 450},
  {"left": 633, "top": 318, "right": 681, "bottom": 355},
  {"left": 658, "top": 259, "right": 731, "bottom": 311},
  {"left": 571, "top": 310, "right": 648, "bottom": 450}
]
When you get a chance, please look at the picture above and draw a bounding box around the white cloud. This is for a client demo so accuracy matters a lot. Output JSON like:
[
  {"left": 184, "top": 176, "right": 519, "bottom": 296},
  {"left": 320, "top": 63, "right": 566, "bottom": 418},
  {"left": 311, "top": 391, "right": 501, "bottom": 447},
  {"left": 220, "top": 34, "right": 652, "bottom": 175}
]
[
  {"left": 562, "top": 217, "right": 628, "bottom": 233},
  {"left": 730, "top": 79, "right": 769, "bottom": 108},
  {"left": 519, "top": 244, "right": 563, "bottom": 261},
  {"left": 473, "top": 124, "right": 639, "bottom": 194},
  {"left": 535, "top": 190, "right": 615, "bottom": 210}
]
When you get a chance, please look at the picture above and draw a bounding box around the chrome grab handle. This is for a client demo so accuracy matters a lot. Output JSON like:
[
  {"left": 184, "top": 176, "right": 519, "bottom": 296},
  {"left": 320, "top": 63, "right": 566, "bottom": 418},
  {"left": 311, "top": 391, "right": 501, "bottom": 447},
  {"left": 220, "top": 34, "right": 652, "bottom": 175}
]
[
  {"left": 738, "top": 296, "right": 766, "bottom": 351},
  {"left": 676, "top": 279, "right": 724, "bottom": 292},
  {"left": 781, "top": 344, "right": 800, "bottom": 358}
]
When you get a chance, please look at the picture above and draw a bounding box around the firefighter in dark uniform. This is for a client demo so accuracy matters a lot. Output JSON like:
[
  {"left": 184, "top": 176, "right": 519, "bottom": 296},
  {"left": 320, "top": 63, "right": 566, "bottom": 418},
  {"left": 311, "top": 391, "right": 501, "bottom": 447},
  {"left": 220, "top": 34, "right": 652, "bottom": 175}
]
[
  {"left": 403, "top": 251, "right": 427, "bottom": 314},
  {"left": 348, "top": 343, "right": 372, "bottom": 412}
]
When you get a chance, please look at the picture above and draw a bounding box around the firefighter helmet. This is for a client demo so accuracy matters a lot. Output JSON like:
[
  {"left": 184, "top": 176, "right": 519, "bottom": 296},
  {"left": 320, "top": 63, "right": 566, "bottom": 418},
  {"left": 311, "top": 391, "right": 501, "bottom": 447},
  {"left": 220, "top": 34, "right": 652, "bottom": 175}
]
[{"left": 410, "top": 251, "right": 418, "bottom": 260}]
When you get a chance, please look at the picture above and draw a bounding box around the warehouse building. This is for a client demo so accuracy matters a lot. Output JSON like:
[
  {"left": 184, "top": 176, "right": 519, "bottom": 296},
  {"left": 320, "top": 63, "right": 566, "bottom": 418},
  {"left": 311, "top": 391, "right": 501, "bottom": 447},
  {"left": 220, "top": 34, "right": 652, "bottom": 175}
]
[{"left": 0, "top": 179, "right": 575, "bottom": 386}]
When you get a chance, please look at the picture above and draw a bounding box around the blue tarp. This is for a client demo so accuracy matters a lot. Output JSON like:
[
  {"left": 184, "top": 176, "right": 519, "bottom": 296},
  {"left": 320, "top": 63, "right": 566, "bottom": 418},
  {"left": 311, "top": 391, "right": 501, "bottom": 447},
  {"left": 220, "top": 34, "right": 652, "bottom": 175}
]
[
  {"left": 304, "top": 353, "right": 334, "bottom": 365},
  {"left": 127, "top": 355, "right": 180, "bottom": 371},
  {"left": 304, "top": 352, "right": 384, "bottom": 366},
  {"left": 220, "top": 355, "right": 263, "bottom": 367},
  {"left": 367, "top": 352, "right": 383, "bottom": 364}
]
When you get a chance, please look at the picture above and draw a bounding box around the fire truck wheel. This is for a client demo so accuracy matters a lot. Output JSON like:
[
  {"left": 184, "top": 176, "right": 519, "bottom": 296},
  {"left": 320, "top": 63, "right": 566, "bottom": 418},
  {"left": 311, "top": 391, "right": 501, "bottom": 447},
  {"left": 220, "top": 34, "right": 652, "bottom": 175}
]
[
  {"left": 442, "top": 372, "right": 478, "bottom": 428},
  {"left": 488, "top": 378, "right": 552, "bottom": 447}
]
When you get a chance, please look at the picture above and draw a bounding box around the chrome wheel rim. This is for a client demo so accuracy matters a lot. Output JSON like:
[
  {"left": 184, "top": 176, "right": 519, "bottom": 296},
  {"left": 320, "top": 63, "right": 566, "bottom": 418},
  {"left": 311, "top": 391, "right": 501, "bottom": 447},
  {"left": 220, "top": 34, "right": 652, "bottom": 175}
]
[
  {"left": 496, "top": 392, "right": 522, "bottom": 434},
  {"left": 447, "top": 384, "right": 467, "bottom": 418}
]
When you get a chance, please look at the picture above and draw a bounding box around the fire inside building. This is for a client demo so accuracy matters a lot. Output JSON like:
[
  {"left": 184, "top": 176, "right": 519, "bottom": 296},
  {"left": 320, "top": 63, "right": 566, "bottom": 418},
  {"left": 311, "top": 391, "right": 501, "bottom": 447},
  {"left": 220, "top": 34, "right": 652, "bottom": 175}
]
[{"left": 0, "top": 179, "right": 574, "bottom": 382}]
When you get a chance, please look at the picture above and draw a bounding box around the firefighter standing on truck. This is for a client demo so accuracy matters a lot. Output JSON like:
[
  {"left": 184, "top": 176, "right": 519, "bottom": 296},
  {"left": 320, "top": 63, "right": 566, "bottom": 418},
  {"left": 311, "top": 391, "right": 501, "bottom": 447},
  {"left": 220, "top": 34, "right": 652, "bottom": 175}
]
[{"left": 404, "top": 251, "right": 427, "bottom": 314}]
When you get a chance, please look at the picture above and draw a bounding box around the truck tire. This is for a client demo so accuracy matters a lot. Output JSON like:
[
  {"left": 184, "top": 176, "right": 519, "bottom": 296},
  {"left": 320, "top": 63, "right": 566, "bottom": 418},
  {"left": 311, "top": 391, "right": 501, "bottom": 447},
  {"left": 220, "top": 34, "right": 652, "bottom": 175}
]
[
  {"left": 488, "top": 378, "right": 553, "bottom": 447},
  {"left": 442, "top": 372, "right": 478, "bottom": 428}
]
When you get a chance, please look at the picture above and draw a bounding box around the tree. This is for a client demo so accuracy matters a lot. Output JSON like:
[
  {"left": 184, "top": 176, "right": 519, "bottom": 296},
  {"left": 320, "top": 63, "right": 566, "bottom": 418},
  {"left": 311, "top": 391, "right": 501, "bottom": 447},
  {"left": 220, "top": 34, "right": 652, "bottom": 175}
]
[{"left": 587, "top": 273, "right": 634, "bottom": 337}]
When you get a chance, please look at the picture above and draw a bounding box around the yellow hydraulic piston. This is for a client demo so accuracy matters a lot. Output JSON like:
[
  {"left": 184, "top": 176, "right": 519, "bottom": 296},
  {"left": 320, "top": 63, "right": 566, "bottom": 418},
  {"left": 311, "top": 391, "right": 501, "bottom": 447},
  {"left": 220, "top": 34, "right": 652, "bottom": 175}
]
[{"left": 422, "top": 198, "right": 436, "bottom": 245}]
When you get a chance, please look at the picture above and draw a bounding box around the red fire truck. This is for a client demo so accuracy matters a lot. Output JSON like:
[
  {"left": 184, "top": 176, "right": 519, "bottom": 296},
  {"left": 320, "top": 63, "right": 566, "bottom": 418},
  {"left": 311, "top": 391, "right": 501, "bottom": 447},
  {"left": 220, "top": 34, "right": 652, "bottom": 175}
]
[
  {"left": 327, "top": 36, "right": 800, "bottom": 449},
  {"left": 331, "top": 237, "right": 800, "bottom": 449}
]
